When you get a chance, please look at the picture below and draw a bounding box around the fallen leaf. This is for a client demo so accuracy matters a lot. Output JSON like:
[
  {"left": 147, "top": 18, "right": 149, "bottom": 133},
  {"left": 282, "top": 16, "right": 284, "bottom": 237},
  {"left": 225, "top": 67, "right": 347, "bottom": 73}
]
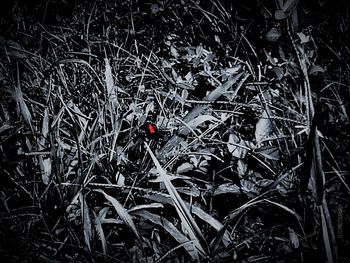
[{"left": 255, "top": 109, "right": 272, "bottom": 144}]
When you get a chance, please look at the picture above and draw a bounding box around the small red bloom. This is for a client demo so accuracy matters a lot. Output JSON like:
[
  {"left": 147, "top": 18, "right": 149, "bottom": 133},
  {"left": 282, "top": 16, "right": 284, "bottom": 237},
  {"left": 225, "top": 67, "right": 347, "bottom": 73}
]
[{"left": 147, "top": 123, "right": 156, "bottom": 134}]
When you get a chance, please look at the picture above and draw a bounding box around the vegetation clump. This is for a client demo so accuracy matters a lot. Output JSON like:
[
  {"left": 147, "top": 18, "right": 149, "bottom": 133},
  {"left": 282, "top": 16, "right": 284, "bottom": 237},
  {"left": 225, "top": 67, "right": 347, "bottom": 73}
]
[{"left": 0, "top": 0, "right": 349, "bottom": 262}]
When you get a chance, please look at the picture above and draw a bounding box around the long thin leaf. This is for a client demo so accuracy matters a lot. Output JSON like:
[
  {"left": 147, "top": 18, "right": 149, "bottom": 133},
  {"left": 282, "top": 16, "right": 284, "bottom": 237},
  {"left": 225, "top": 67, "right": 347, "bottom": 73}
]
[
  {"left": 300, "top": 103, "right": 324, "bottom": 202},
  {"left": 94, "top": 189, "right": 141, "bottom": 244},
  {"left": 157, "top": 72, "right": 246, "bottom": 160},
  {"left": 312, "top": 125, "right": 325, "bottom": 205},
  {"left": 105, "top": 58, "right": 116, "bottom": 99},
  {"left": 133, "top": 210, "right": 199, "bottom": 260},
  {"left": 144, "top": 194, "right": 232, "bottom": 247},
  {"left": 211, "top": 194, "right": 304, "bottom": 254},
  {"left": 94, "top": 209, "right": 108, "bottom": 254},
  {"left": 144, "top": 142, "right": 208, "bottom": 257},
  {"left": 14, "top": 66, "right": 34, "bottom": 133},
  {"left": 320, "top": 200, "right": 338, "bottom": 263},
  {"left": 79, "top": 192, "right": 92, "bottom": 252},
  {"left": 320, "top": 204, "right": 334, "bottom": 263}
]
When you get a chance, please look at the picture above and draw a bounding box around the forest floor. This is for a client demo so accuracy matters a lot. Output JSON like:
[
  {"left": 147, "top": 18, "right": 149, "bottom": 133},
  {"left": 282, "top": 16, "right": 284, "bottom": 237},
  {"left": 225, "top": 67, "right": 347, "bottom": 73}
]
[{"left": 0, "top": 0, "right": 349, "bottom": 262}]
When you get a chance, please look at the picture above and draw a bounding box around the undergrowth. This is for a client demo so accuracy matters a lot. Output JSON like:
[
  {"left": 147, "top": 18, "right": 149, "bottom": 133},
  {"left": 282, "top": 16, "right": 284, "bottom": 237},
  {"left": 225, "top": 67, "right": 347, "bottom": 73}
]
[{"left": 0, "top": 0, "right": 349, "bottom": 262}]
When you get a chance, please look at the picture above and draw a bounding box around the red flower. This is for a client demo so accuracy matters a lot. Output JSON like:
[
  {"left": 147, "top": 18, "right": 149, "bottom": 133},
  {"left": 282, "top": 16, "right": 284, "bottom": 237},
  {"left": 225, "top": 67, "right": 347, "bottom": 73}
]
[{"left": 146, "top": 123, "right": 156, "bottom": 134}]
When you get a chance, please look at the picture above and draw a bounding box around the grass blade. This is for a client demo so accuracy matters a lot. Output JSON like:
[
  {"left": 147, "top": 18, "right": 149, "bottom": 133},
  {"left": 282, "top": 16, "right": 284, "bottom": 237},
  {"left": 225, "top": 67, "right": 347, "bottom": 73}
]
[
  {"left": 144, "top": 141, "right": 208, "bottom": 258},
  {"left": 94, "top": 189, "right": 142, "bottom": 245},
  {"left": 14, "top": 64, "right": 34, "bottom": 134},
  {"left": 94, "top": 209, "right": 108, "bottom": 254},
  {"left": 133, "top": 210, "right": 199, "bottom": 260},
  {"left": 79, "top": 192, "right": 92, "bottom": 252}
]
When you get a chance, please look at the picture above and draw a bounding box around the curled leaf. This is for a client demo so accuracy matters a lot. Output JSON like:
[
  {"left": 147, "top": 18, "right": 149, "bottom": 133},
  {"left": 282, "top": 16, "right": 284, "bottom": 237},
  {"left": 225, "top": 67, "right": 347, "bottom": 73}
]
[
  {"left": 265, "top": 27, "right": 281, "bottom": 42},
  {"left": 275, "top": 9, "right": 287, "bottom": 20}
]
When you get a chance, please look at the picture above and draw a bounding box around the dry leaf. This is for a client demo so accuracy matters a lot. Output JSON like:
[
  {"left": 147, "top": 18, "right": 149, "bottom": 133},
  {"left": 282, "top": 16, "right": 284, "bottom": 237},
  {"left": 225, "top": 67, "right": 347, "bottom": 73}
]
[
  {"left": 176, "top": 162, "right": 195, "bottom": 174},
  {"left": 214, "top": 183, "right": 240, "bottom": 196},
  {"left": 40, "top": 157, "right": 52, "bottom": 185},
  {"left": 289, "top": 228, "right": 300, "bottom": 248},
  {"left": 275, "top": 9, "right": 287, "bottom": 20},
  {"left": 265, "top": 27, "right": 281, "bottom": 42},
  {"left": 255, "top": 109, "right": 272, "bottom": 144},
  {"left": 79, "top": 193, "right": 92, "bottom": 252},
  {"left": 115, "top": 171, "right": 125, "bottom": 185},
  {"left": 14, "top": 86, "right": 34, "bottom": 133},
  {"left": 228, "top": 133, "right": 249, "bottom": 159},
  {"left": 255, "top": 146, "right": 280, "bottom": 160}
]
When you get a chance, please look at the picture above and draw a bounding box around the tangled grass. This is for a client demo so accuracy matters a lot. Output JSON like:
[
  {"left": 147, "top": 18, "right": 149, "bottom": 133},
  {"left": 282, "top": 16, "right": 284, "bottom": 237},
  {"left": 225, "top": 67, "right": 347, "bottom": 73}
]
[{"left": 0, "top": 0, "right": 349, "bottom": 262}]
